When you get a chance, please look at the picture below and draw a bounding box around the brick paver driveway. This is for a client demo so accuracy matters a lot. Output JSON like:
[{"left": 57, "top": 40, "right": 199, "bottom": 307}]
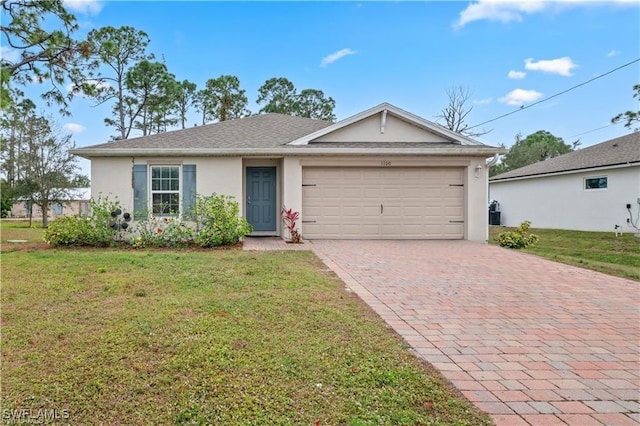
[{"left": 245, "top": 239, "right": 639, "bottom": 426}]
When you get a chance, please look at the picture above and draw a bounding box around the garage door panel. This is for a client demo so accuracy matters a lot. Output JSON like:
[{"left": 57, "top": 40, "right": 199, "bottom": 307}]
[
  {"left": 444, "top": 206, "right": 464, "bottom": 216},
  {"left": 302, "top": 167, "right": 464, "bottom": 239}
]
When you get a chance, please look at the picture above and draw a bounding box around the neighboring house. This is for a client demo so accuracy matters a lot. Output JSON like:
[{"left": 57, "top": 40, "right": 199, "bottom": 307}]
[
  {"left": 10, "top": 188, "right": 91, "bottom": 219},
  {"left": 71, "top": 103, "right": 501, "bottom": 242},
  {"left": 489, "top": 133, "right": 640, "bottom": 232}
]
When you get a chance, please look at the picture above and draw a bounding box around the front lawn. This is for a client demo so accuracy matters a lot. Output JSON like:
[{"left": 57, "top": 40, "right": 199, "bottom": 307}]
[
  {"left": 1, "top": 248, "right": 491, "bottom": 425},
  {"left": 489, "top": 226, "right": 640, "bottom": 281}
]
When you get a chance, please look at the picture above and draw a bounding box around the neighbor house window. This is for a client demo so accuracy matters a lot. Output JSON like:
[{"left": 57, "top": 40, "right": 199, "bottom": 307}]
[
  {"left": 585, "top": 176, "right": 607, "bottom": 190},
  {"left": 151, "top": 165, "right": 180, "bottom": 215},
  {"left": 52, "top": 202, "right": 63, "bottom": 215},
  {"left": 79, "top": 202, "right": 89, "bottom": 217}
]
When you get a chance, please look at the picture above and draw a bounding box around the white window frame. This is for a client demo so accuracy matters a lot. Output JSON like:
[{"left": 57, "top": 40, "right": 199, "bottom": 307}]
[
  {"left": 584, "top": 176, "right": 608, "bottom": 191},
  {"left": 149, "top": 165, "right": 182, "bottom": 216}
]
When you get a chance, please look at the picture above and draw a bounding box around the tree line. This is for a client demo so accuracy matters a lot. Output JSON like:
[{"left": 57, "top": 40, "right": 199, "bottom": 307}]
[
  {"left": 79, "top": 26, "right": 337, "bottom": 140},
  {"left": 1, "top": 3, "right": 337, "bottom": 141}
]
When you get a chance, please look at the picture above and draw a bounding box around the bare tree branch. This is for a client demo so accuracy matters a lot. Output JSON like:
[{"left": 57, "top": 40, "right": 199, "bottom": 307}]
[{"left": 435, "top": 86, "right": 491, "bottom": 138}]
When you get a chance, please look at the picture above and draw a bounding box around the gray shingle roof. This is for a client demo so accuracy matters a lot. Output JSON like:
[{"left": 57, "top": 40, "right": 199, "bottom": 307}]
[
  {"left": 71, "top": 106, "right": 502, "bottom": 158},
  {"left": 81, "top": 113, "right": 333, "bottom": 150},
  {"left": 297, "top": 142, "right": 473, "bottom": 149},
  {"left": 490, "top": 133, "right": 640, "bottom": 181}
]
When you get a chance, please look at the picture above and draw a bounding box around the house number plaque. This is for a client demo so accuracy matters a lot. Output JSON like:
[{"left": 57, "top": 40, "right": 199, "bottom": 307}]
[{"left": 380, "top": 160, "right": 391, "bottom": 167}]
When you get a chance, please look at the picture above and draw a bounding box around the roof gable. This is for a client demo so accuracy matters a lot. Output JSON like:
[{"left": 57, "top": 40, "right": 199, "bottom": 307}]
[
  {"left": 490, "top": 133, "right": 640, "bottom": 181},
  {"left": 311, "top": 114, "right": 450, "bottom": 143},
  {"left": 287, "top": 102, "right": 484, "bottom": 146}
]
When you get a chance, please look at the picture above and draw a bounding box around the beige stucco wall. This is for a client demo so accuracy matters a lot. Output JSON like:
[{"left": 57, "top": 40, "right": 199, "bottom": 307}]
[
  {"left": 466, "top": 157, "right": 490, "bottom": 242},
  {"left": 91, "top": 157, "right": 136, "bottom": 210},
  {"left": 195, "top": 157, "right": 243, "bottom": 203},
  {"left": 91, "top": 157, "right": 243, "bottom": 215},
  {"left": 313, "top": 115, "right": 450, "bottom": 143}
]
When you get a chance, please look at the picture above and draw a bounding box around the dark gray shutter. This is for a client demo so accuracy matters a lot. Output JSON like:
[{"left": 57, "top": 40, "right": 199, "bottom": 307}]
[
  {"left": 132, "top": 164, "right": 148, "bottom": 220},
  {"left": 182, "top": 164, "right": 196, "bottom": 217}
]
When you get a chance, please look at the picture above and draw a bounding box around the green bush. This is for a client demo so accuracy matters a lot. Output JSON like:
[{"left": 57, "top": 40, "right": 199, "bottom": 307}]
[
  {"left": 43, "top": 216, "right": 93, "bottom": 246},
  {"left": 44, "top": 194, "right": 252, "bottom": 248},
  {"left": 498, "top": 220, "right": 540, "bottom": 249},
  {"left": 43, "top": 197, "right": 124, "bottom": 247},
  {"left": 192, "top": 194, "right": 253, "bottom": 247}
]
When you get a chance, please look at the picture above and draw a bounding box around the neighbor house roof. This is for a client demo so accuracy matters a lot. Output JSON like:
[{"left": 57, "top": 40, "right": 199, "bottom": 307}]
[
  {"left": 490, "top": 133, "right": 640, "bottom": 182},
  {"left": 71, "top": 103, "right": 502, "bottom": 158},
  {"left": 17, "top": 188, "right": 90, "bottom": 201}
]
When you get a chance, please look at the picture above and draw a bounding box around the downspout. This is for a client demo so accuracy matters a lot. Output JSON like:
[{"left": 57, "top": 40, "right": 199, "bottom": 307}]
[
  {"left": 131, "top": 157, "right": 135, "bottom": 215},
  {"left": 485, "top": 154, "right": 500, "bottom": 241},
  {"left": 486, "top": 154, "right": 499, "bottom": 168}
]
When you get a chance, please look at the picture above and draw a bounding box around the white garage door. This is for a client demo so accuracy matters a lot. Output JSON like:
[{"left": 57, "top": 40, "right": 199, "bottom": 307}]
[{"left": 302, "top": 167, "right": 464, "bottom": 239}]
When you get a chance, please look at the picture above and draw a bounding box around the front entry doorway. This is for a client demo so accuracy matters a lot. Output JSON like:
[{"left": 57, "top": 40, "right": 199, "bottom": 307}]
[{"left": 246, "top": 167, "right": 277, "bottom": 233}]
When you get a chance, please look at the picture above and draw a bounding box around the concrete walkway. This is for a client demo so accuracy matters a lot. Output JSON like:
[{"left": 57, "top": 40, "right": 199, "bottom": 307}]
[{"left": 244, "top": 238, "right": 639, "bottom": 426}]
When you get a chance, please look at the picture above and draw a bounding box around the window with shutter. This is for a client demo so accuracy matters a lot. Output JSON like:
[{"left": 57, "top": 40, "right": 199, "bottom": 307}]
[{"left": 132, "top": 164, "right": 196, "bottom": 219}]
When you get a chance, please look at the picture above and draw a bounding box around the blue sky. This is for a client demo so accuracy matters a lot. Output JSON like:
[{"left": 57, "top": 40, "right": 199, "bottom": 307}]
[{"left": 7, "top": 1, "right": 640, "bottom": 175}]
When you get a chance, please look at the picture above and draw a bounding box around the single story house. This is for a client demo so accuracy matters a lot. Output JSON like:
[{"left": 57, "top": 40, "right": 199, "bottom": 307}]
[
  {"left": 489, "top": 133, "right": 640, "bottom": 232},
  {"left": 10, "top": 188, "right": 91, "bottom": 218},
  {"left": 71, "top": 103, "right": 502, "bottom": 242}
]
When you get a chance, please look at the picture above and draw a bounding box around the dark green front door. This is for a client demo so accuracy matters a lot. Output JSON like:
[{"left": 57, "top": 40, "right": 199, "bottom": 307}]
[{"left": 246, "top": 167, "right": 277, "bottom": 232}]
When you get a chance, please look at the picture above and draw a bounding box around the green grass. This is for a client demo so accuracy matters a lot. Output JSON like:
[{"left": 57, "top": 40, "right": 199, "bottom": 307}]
[
  {"left": 489, "top": 226, "right": 640, "bottom": 281},
  {"left": 1, "top": 219, "right": 45, "bottom": 245},
  {"left": 1, "top": 247, "right": 491, "bottom": 425}
]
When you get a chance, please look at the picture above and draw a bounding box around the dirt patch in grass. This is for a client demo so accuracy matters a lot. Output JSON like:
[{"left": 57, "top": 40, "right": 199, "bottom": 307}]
[{"left": 2, "top": 249, "right": 492, "bottom": 425}]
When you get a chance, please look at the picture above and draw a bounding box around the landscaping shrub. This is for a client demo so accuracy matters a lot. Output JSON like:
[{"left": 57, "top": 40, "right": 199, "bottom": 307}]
[
  {"left": 498, "top": 220, "right": 540, "bottom": 249},
  {"left": 44, "top": 194, "right": 252, "bottom": 248},
  {"left": 43, "top": 215, "right": 93, "bottom": 246},
  {"left": 192, "top": 194, "right": 253, "bottom": 247},
  {"left": 44, "top": 197, "right": 122, "bottom": 247}
]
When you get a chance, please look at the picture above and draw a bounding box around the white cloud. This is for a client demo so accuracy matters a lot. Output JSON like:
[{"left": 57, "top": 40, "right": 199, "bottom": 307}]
[
  {"left": 454, "top": 1, "right": 546, "bottom": 29},
  {"left": 508, "top": 70, "right": 526, "bottom": 80},
  {"left": 321, "top": 48, "right": 358, "bottom": 67},
  {"left": 67, "top": 79, "right": 111, "bottom": 94},
  {"left": 63, "top": 0, "right": 103, "bottom": 15},
  {"left": 525, "top": 57, "right": 578, "bottom": 76},
  {"left": 63, "top": 123, "right": 86, "bottom": 134},
  {"left": 474, "top": 97, "right": 493, "bottom": 105},
  {"left": 454, "top": 0, "right": 638, "bottom": 29},
  {"left": 0, "top": 46, "right": 20, "bottom": 62},
  {"left": 606, "top": 49, "right": 620, "bottom": 57},
  {"left": 499, "top": 89, "right": 543, "bottom": 106}
]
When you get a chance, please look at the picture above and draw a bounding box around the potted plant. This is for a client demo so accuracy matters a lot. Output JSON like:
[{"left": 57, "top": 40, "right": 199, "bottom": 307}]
[{"left": 281, "top": 206, "right": 301, "bottom": 243}]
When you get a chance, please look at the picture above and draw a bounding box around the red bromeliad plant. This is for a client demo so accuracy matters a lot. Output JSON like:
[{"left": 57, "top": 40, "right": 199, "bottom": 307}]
[{"left": 281, "top": 206, "right": 301, "bottom": 243}]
